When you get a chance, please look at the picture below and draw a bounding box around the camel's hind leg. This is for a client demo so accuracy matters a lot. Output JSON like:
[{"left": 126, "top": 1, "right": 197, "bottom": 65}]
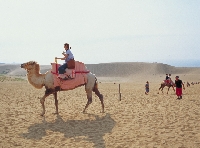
[
  {"left": 167, "top": 87, "right": 170, "bottom": 94},
  {"left": 83, "top": 75, "right": 104, "bottom": 113},
  {"left": 83, "top": 90, "right": 92, "bottom": 113},
  {"left": 93, "top": 81, "right": 104, "bottom": 113}
]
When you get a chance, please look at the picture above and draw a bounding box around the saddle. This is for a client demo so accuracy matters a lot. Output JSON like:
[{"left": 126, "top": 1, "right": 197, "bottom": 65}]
[
  {"left": 51, "top": 61, "right": 89, "bottom": 90},
  {"left": 164, "top": 79, "right": 174, "bottom": 85},
  {"left": 164, "top": 80, "right": 169, "bottom": 84},
  {"left": 64, "top": 69, "right": 75, "bottom": 79}
]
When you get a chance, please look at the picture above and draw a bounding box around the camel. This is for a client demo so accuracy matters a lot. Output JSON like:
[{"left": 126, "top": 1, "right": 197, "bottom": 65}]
[
  {"left": 186, "top": 82, "right": 190, "bottom": 87},
  {"left": 20, "top": 61, "right": 104, "bottom": 116},
  {"left": 158, "top": 80, "right": 175, "bottom": 94}
]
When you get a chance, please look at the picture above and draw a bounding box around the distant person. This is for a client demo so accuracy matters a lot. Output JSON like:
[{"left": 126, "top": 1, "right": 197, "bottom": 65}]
[
  {"left": 166, "top": 74, "right": 169, "bottom": 80},
  {"left": 56, "top": 43, "right": 75, "bottom": 79},
  {"left": 145, "top": 81, "right": 149, "bottom": 95},
  {"left": 174, "top": 76, "right": 185, "bottom": 100},
  {"left": 165, "top": 74, "right": 169, "bottom": 84}
]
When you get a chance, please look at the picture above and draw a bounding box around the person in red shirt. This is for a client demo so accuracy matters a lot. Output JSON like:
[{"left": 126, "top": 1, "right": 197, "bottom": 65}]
[{"left": 174, "top": 76, "right": 185, "bottom": 100}]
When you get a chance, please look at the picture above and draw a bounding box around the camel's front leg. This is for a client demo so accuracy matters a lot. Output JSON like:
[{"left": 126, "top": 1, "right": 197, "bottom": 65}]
[
  {"left": 40, "top": 91, "right": 52, "bottom": 116},
  {"left": 158, "top": 85, "right": 163, "bottom": 94},
  {"left": 173, "top": 86, "right": 175, "bottom": 92},
  {"left": 53, "top": 92, "right": 58, "bottom": 114},
  {"left": 93, "top": 88, "right": 104, "bottom": 113},
  {"left": 40, "top": 94, "right": 48, "bottom": 116},
  {"left": 100, "top": 96, "right": 104, "bottom": 113}
]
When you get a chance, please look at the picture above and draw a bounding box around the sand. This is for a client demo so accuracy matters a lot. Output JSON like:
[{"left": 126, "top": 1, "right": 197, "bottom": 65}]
[{"left": 0, "top": 73, "right": 200, "bottom": 148}]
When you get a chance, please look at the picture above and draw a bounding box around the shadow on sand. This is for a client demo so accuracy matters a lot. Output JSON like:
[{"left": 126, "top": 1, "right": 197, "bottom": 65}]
[{"left": 21, "top": 113, "right": 116, "bottom": 148}]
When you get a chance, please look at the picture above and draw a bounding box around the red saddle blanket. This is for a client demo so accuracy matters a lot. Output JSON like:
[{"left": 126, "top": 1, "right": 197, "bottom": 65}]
[
  {"left": 164, "top": 80, "right": 172, "bottom": 84},
  {"left": 51, "top": 61, "right": 89, "bottom": 90}
]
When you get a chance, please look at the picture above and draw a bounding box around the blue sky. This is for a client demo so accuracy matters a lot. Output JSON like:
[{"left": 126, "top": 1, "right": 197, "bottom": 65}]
[{"left": 0, "top": 0, "right": 200, "bottom": 67}]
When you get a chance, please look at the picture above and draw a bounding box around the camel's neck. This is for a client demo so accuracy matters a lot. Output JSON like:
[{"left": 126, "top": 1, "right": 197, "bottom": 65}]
[{"left": 27, "top": 70, "right": 46, "bottom": 89}]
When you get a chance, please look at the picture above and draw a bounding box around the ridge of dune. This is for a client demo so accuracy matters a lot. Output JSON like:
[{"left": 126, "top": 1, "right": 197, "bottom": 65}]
[
  {"left": 85, "top": 62, "right": 200, "bottom": 77},
  {"left": 0, "top": 62, "right": 200, "bottom": 77}
]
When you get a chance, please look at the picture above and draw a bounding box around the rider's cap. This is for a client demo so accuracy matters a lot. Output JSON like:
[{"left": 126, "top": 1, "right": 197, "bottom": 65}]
[{"left": 175, "top": 76, "right": 179, "bottom": 78}]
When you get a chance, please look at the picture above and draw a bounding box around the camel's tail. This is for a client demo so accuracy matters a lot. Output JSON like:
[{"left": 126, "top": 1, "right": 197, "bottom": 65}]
[
  {"left": 93, "top": 77, "right": 98, "bottom": 91},
  {"left": 93, "top": 76, "right": 103, "bottom": 101}
]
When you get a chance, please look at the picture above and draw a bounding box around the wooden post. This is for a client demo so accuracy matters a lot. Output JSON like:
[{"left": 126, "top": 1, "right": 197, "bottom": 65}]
[{"left": 119, "top": 84, "right": 121, "bottom": 101}]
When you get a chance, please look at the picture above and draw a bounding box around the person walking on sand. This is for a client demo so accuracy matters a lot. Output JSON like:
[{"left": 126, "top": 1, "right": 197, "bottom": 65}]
[
  {"left": 174, "top": 76, "right": 185, "bottom": 100},
  {"left": 145, "top": 81, "right": 149, "bottom": 95}
]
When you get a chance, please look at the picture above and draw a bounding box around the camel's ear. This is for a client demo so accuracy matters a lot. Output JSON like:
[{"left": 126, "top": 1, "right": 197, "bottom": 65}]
[
  {"left": 28, "top": 61, "right": 36, "bottom": 65},
  {"left": 31, "top": 61, "right": 36, "bottom": 65}
]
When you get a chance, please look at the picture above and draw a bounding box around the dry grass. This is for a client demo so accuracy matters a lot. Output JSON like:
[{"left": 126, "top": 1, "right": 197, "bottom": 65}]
[
  {"left": 1, "top": 75, "right": 200, "bottom": 148},
  {"left": 0, "top": 75, "right": 26, "bottom": 82}
]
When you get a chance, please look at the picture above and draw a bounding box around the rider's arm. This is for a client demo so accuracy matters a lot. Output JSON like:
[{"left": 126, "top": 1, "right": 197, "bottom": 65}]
[
  {"left": 55, "top": 57, "right": 66, "bottom": 60},
  {"left": 55, "top": 52, "right": 69, "bottom": 60},
  {"left": 62, "top": 52, "right": 69, "bottom": 59}
]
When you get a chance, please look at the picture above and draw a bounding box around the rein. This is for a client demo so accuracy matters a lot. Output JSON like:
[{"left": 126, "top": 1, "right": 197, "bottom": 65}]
[
  {"left": 75, "top": 70, "right": 90, "bottom": 74},
  {"left": 51, "top": 70, "right": 90, "bottom": 75}
]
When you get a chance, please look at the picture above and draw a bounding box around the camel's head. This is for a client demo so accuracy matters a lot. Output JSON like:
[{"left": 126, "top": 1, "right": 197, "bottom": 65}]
[{"left": 21, "top": 61, "right": 39, "bottom": 71}]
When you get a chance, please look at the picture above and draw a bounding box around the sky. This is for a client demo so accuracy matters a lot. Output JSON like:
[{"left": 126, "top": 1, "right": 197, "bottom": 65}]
[{"left": 0, "top": 0, "right": 200, "bottom": 67}]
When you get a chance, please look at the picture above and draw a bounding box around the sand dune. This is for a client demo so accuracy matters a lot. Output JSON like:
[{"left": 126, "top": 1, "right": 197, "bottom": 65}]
[
  {"left": 0, "top": 79, "right": 200, "bottom": 147},
  {"left": 1, "top": 62, "right": 200, "bottom": 77}
]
